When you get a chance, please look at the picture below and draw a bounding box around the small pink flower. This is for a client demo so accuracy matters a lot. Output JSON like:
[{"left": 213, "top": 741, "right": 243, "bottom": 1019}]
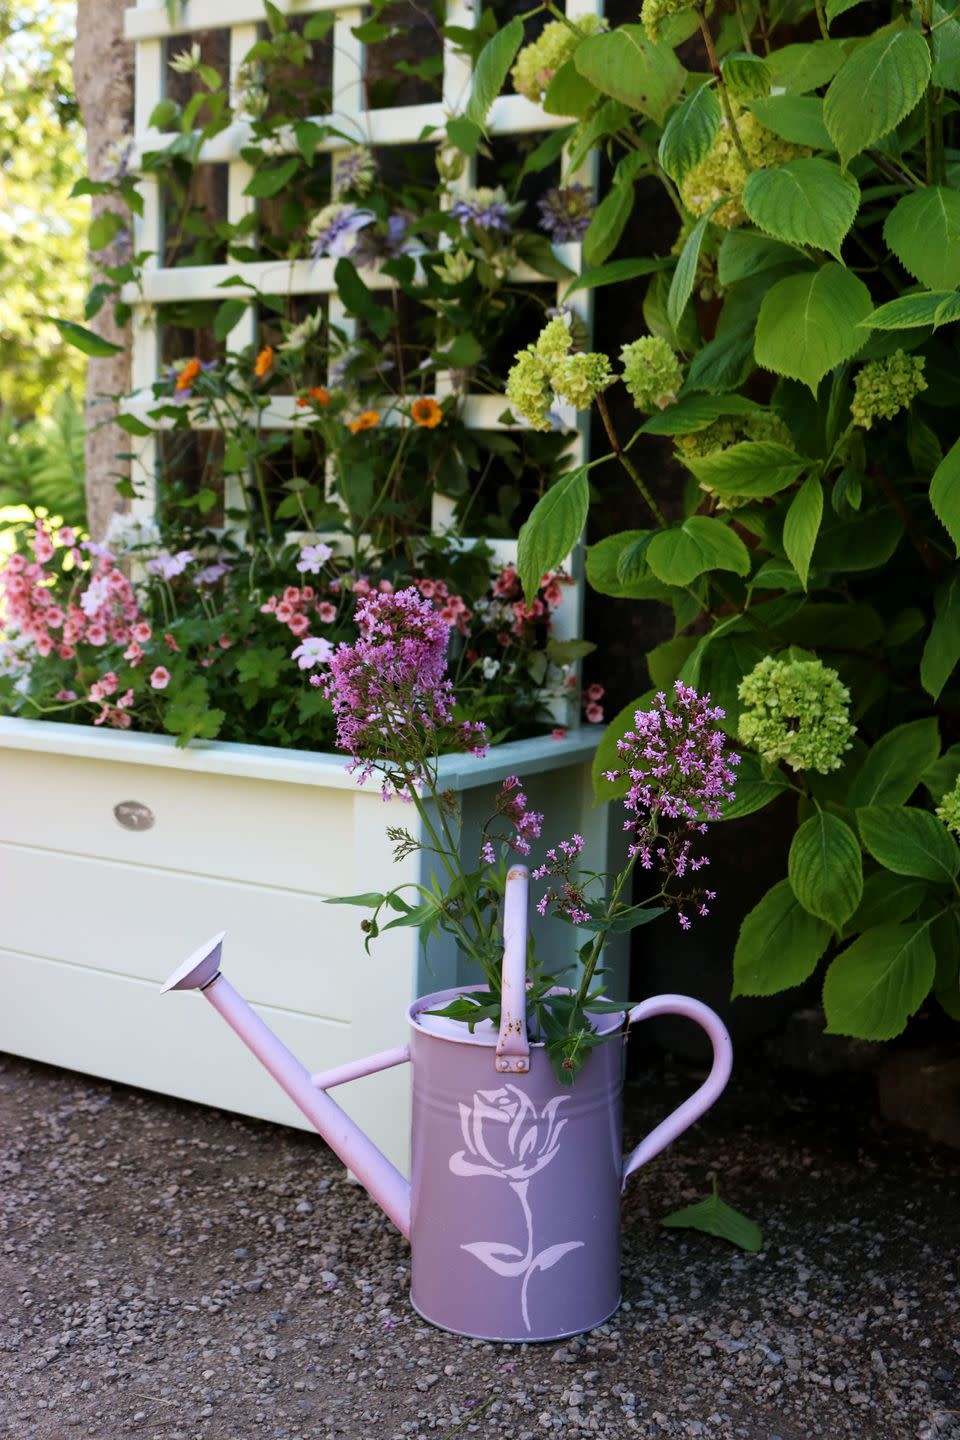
[
  {"left": 86, "top": 625, "right": 108, "bottom": 646},
  {"left": 133, "top": 622, "right": 152, "bottom": 643},
  {"left": 585, "top": 702, "right": 604, "bottom": 724},
  {"left": 288, "top": 612, "right": 310, "bottom": 636},
  {"left": 318, "top": 601, "right": 337, "bottom": 624},
  {"left": 164, "top": 632, "right": 181, "bottom": 652},
  {"left": 275, "top": 601, "right": 294, "bottom": 624},
  {"left": 35, "top": 634, "right": 53, "bottom": 657},
  {"left": 57, "top": 644, "right": 76, "bottom": 661},
  {"left": 57, "top": 527, "right": 76, "bottom": 547},
  {"left": 150, "top": 666, "right": 171, "bottom": 690},
  {"left": 586, "top": 683, "right": 604, "bottom": 702},
  {"left": 117, "top": 688, "right": 135, "bottom": 710},
  {"left": 218, "top": 634, "right": 232, "bottom": 649},
  {"left": 283, "top": 586, "right": 301, "bottom": 605},
  {"left": 55, "top": 689, "right": 77, "bottom": 702},
  {"left": 124, "top": 641, "right": 144, "bottom": 665},
  {"left": 551, "top": 726, "right": 568, "bottom": 741}
]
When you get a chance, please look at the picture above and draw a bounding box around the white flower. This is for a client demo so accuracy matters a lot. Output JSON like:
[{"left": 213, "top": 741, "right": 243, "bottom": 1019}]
[
  {"left": 481, "top": 657, "right": 501, "bottom": 679},
  {"left": 146, "top": 549, "right": 193, "bottom": 581},
  {"left": 296, "top": 543, "right": 333, "bottom": 574},
  {"left": 79, "top": 575, "right": 112, "bottom": 618},
  {"left": 291, "top": 636, "right": 334, "bottom": 670},
  {"left": 104, "top": 512, "right": 162, "bottom": 555},
  {"left": 168, "top": 42, "right": 201, "bottom": 75}
]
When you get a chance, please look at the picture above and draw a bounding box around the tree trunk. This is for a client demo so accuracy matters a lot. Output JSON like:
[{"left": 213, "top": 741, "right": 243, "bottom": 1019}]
[{"left": 73, "top": 0, "right": 135, "bottom": 540}]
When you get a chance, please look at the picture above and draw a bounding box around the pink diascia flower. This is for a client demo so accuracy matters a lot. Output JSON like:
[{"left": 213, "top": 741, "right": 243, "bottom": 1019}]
[
  {"left": 320, "top": 586, "right": 487, "bottom": 786},
  {"left": 297, "top": 543, "right": 334, "bottom": 575},
  {"left": 150, "top": 666, "right": 171, "bottom": 690},
  {"left": 292, "top": 635, "right": 335, "bottom": 670}
]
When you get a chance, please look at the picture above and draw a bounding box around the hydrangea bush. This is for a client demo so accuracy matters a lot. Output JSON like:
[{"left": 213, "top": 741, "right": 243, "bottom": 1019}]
[{"left": 486, "top": 1, "right": 960, "bottom": 1043}]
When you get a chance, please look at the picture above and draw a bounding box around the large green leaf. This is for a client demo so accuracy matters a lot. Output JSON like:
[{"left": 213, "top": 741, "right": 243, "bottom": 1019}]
[
  {"left": 661, "top": 1181, "right": 763, "bottom": 1253},
  {"left": 766, "top": 40, "right": 847, "bottom": 94},
  {"left": 930, "top": 437, "right": 960, "bottom": 555},
  {"left": 733, "top": 878, "right": 832, "bottom": 995},
  {"left": 244, "top": 157, "right": 300, "bottom": 198},
  {"left": 812, "top": 504, "right": 902, "bottom": 572},
  {"left": 862, "top": 289, "right": 959, "bottom": 331},
  {"left": 583, "top": 183, "right": 634, "bottom": 268},
  {"left": 465, "top": 17, "right": 524, "bottom": 125},
  {"left": 585, "top": 531, "right": 674, "bottom": 601},
  {"left": 564, "top": 257, "right": 669, "bottom": 298},
  {"left": 743, "top": 159, "right": 859, "bottom": 261},
  {"left": 717, "top": 751, "right": 789, "bottom": 821},
  {"left": 543, "top": 59, "right": 597, "bottom": 117},
  {"left": 848, "top": 719, "right": 941, "bottom": 807},
  {"left": 823, "top": 922, "right": 936, "bottom": 1038},
  {"left": 574, "top": 26, "right": 684, "bottom": 124},
  {"left": 682, "top": 440, "right": 807, "bottom": 497},
  {"left": 717, "top": 230, "right": 808, "bottom": 286},
  {"left": 749, "top": 95, "right": 833, "bottom": 148},
  {"left": 789, "top": 811, "right": 863, "bottom": 930},
  {"left": 921, "top": 574, "right": 960, "bottom": 700},
  {"left": 847, "top": 870, "right": 931, "bottom": 931},
  {"left": 646, "top": 517, "right": 751, "bottom": 586},
  {"left": 641, "top": 393, "right": 764, "bottom": 435},
  {"left": 857, "top": 804, "right": 960, "bottom": 883},
  {"left": 782, "top": 473, "right": 823, "bottom": 589},
  {"left": 884, "top": 187, "right": 960, "bottom": 292},
  {"left": 667, "top": 203, "right": 720, "bottom": 332},
  {"left": 824, "top": 29, "right": 932, "bottom": 169},
  {"left": 755, "top": 263, "right": 872, "bottom": 394},
  {"left": 517, "top": 467, "right": 589, "bottom": 604},
  {"left": 46, "top": 318, "right": 124, "bottom": 358},
  {"left": 658, "top": 84, "right": 722, "bottom": 183}
]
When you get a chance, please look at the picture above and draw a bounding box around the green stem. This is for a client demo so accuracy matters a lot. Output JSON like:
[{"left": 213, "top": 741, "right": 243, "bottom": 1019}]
[
  {"left": 813, "top": 0, "right": 829, "bottom": 40},
  {"left": 573, "top": 854, "right": 639, "bottom": 1012},
  {"left": 696, "top": 9, "right": 753, "bottom": 174},
  {"left": 595, "top": 391, "right": 667, "bottom": 526}
]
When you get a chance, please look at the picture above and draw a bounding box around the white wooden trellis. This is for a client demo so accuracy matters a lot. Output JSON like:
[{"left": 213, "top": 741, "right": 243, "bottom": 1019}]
[{"left": 122, "top": 0, "right": 602, "bottom": 685}]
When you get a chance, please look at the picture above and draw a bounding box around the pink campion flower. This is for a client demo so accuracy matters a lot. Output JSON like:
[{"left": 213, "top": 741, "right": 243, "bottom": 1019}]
[
  {"left": 606, "top": 681, "right": 739, "bottom": 928},
  {"left": 320, "top": 586, "right": 487, "bottom": 787},
  {"left": 585, "top": 702, "right": 604, "bottom": 724},
  {"left": 56, "top": 527, "right": 76, "bottom": 548},
  {"left": 150, "top": 666, "right": 171, "bottom": 690},
  {"left": 132, "top": 622, "right": 152, "bottom": 643},
  {"left": 318, "top": 601, "right": 337, "bottom": 624},
  {"left": 292, "top": 635, "right": 335, "bottom": 670},
  {"left": 551, "top": 726, "right": 568, "bottom": 740},
  {"left": 32, "top": 524, "right": 55, "bottom": 564},
  {"left": 86, "top": 625, "right": 108, "bottom": 646},
  {"left": 124, "top": 640, "right": 144, "bottom": 665},
  {"left": 585, "top": 683, "right": 604, "bottom": 703},
  {"left": 116, "top": 688, "right": 135, "bottom": 710},
  {"left": 288, "top": 612, "right": 310, "bottom": 637}
]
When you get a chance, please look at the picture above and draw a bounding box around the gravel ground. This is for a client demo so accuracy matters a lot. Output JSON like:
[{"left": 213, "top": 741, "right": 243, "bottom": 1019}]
[{"left": 1, "top": 1052, "right": 958, "bottom": 1440}]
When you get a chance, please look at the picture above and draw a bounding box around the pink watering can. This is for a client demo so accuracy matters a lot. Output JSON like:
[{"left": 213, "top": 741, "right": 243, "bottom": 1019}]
[{"left": 162, "top": 865, "right": 732, "bottom": 1342}]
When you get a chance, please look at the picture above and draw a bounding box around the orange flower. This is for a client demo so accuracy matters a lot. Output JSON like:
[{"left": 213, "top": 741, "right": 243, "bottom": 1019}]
[
  {"left": 410, "top": 396, "right": 443, "bottom": 429},
  {"left": 175, "top": 357, "right": 202, "bottom": 392},
  {"left": 254, "top": 345, "right": 274, "bottom": 378},
  {"left": 297, "top": 386, "right": 331, "bottom": 408},
  {"left": 348, "top": 409, "right": 381, "bottom": 434}
]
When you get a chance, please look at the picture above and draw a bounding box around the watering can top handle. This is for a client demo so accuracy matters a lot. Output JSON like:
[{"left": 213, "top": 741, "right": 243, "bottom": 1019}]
[
  {"left": 620, "top": 995, "right": 733, "bottom": 1192},
  {"left": 495, "top": 864, "right": 531, "bottom": 1074}
]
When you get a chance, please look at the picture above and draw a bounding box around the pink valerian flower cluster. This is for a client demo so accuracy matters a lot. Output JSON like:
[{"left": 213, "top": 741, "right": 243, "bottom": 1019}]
[
  {"left": 533, "top": 833, "right": 591, "bottom": 925},
  {"left": 491, "top": 775, "right": 544, "bottom": 857},
  {"left": 604, "top": 681, "right": 738, "bottom": 929},
  {"left": 320, "top": 586, "right": 487, "bottom": 788}
]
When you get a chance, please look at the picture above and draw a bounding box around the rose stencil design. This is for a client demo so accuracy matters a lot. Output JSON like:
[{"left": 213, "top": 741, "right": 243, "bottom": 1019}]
[{"left": 450, "top": 1085, "right": 583, "bottom": 1331}]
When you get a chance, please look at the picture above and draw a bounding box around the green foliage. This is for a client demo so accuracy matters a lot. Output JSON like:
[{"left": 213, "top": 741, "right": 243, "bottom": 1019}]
[
  {"left": 661, "top": 1177, "right": 763, "bottom": 1253},
  {"left": 0, "top": 0, "right": 89, "bottom": 418},
  {"left": 0, "top": 393, "right": 85, "bottom": 525},
  {"left": 517, "top": 467, "right": 589, "bottom": 604}
]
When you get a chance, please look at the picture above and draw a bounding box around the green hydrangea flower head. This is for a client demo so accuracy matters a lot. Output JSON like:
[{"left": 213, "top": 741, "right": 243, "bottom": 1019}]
[
  {"left": 641, "top": 0, "right": 698, "bottom": 43},
  {"left": 675, "top": 410, "right": 793, "bottom": 462},
  {"left": 552, "top": 351, "right": 614, "bottom": 408},
  {"left": 850, "top": 352, "right": 927, "bottom": 430},
  {"left": 738, "top": 656, "right": 855, "bottom": 773},
  {"left": 680, "top": 111, "right": 804, "bottom": 229},
  {"left": 505, "top": 348, "right": 554, "bottom": 431},
  {"left": 511, "top": 15, "right": 606, "bottom": 102},
  {"left": 935, "top": 777, "right": 960, "bottom": 838},
  {"left": 621, "top": 336, "right": 684, "bottom": 412},
  {"left": 535, "top": 314, "right": 574, "bottom": 368}
]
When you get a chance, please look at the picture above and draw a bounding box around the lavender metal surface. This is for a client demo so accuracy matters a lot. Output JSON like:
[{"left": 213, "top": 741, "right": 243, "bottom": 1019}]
[
  {"left": 162, "top": 885, "right": 732, "bottom": 1342},
  {"left": 407, "top": 985, "right": 731, "bottom": 1342}
]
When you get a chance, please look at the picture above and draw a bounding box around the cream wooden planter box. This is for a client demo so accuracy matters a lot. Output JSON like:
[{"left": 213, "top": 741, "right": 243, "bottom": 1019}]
[{"left": 0, "top": 718, "right": 623, "bottom": 1173}]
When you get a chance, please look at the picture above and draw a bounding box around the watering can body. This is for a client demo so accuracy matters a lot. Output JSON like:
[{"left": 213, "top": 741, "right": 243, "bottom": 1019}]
[{"left": 162, "top": 868, "right": 733, "bottom": 1342}]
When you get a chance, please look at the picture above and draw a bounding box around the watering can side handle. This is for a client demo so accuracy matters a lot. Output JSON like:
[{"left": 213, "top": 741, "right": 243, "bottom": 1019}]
[
  {"left": 495, "top": 864, "right": 531, "bottom": 1074},
  {"left": 620, "top": 994, "right": 733, "bottom": 1192}
]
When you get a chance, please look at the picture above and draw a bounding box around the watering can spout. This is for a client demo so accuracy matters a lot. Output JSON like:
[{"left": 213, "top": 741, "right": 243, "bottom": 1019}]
[{"left": 161, "top": 934, "right": 412, "bottom": 1239}]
